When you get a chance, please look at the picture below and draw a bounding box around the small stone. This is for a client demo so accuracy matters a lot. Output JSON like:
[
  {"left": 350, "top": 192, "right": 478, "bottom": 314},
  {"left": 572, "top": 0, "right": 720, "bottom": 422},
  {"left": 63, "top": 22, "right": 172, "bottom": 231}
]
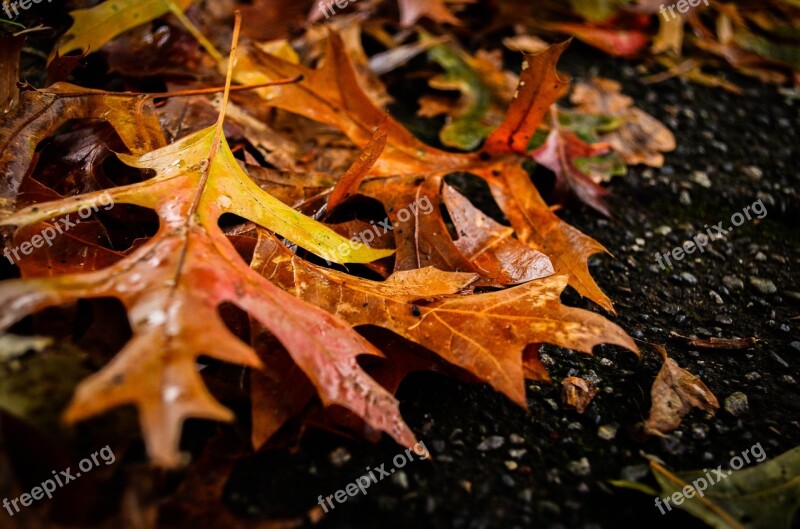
[
  {"left": 790, "top": 341, "right": 800, "bottom": 354},
  {"left": 743, "top": 166, "right": 763, "bottom": 180},
  {"left": 691, "top": 171, "right": 712, "bottom": 188},
  {"left": 679, "top": 190, "right": 692, "bottom": 206},
  {"left": 724, "top": 392, "right": 749, "bottom": 417},
  {"left": 654, "top": 225, "right": 672, "bottom": 236},
  {"left": 391, "top": 470, "right": 409, "bottom": 489},
  {"left": 715, "top": 314, "right": 733, "bottom": 325},
  {"left": 709, "top": 291, "right": 724, "bottom": 304},
  {"left": 755, "top": 252, "right": 767, "bottom": 262},
  {"left": 749, "top": 277, "right": 777, "bottom": 295},
  {"left": 508, "top": 448, "right": 527, "bottom": 459},
  {"left": 692, "top": 423, "right": 709, "bottom": 439},
  {"left": 598, "top": 424, "right": 618, "bottom": 440},
  {"left": 745, "top": 372, "right": 761, "bottom": 381},
  {"left": 723, "top": 276, "right": 744, "bottom": 291},
  {"left": 477, "top": 435, "right": 505, "bottom": 451},
  {"left": 771, "top": 352, "right": 789, "bottom": 368},
  {"left": 329, "top": 447, "right": 351, "bottom": 467},
  {"left": 620, "top": 464, "right": 649, "bottom": 481},
  {"left": 681, "top": 272, "right": 698, "bottom": 285},
  {"left": 567, "top": 457, "right": 591, "bottom": 476},
  {"left": 785, "top": 291, "right": 800, "bottom": 302},
  {"left": 599, "top": 357, "right": 613, "bottom": 367},
  {"left": 519, "top": 489, "right": 534, "bottom": 503},
  {"left": 505, "top": 460, "right": 519, "bottom": 471},
  {"left": 782, "top": 375, "right": 796, "bottom": 384},
  {"left": 509, "top": 433, "right": 525, "bottom": 445}
]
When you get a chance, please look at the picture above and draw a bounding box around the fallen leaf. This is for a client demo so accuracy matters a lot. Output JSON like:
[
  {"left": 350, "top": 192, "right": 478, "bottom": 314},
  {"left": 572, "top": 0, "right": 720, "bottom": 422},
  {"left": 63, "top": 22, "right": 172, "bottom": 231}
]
[
  {"left": 571, "top": 77, "right": 676, "bottom": 167},
  {"left": 545, "top": 23, "right": 649, "bottom": 58},
  {"left": 252, "top": 231, "right": 637, "bottom": 408},
  {"left": 57, "top": 0, "right": 198, "bottom": 58},
  {"left": 532, "top": 120, "right": 613, "bottom": 216},
  {"left": 561, "top": 376, "right": 597, "bottom": 413},
  {"left": 442, "top": 184, "right": 554, "bottom": 284},
  {"left": 0, "top": 39, "right": 399, "bottom": 465},
  {"left": 326, "top": 116, "right": 388, "bottom": 213},
  {"left": 0, "top": 83, "right": 166, "bottom": 217},
  {"left": 642, "top": 345, "right": 719, "bottom": 437},
  {"left": 397, "top": 0, "right": 461, "bottom": 27},
  {"left": 668, "top": 333, "right": 758, "bottom": 350},
  {"left": 648, "top": 445, "right": 800, "bottom": 529},
  {"left": 483, "top": 40, "right": 572, "bottom": 154}
]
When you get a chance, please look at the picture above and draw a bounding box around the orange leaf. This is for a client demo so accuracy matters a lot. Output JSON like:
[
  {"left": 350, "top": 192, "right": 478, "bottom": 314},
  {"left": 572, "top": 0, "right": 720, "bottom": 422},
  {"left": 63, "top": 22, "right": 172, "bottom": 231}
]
[{"left": 483, "top": 40, "right": 572, "bottom": 154}]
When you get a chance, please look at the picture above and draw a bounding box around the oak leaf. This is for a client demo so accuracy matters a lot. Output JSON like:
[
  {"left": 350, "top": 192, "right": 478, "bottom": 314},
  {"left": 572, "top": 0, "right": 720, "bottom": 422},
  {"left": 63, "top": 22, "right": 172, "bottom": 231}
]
[
  {"left": 0, "top": 78, "right": 403, "bottom": 466},
  {"left": 238, "top": 33, "right": 616, "bottom": 310},
  {"left": 252, "top": 231, "right": 636, "bottom": 410},
  {"left": 570, "top": 77, "right": 676, "bottom": 167}
]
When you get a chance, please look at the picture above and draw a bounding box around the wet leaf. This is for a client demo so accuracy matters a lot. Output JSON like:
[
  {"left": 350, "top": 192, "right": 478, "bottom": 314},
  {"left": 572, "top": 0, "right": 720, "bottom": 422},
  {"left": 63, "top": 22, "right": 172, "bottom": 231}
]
[
  {"left": 648, "top": 445, "right": 800, "bottom": 529},
  {"left": 0, "top": 45, "right": 396, "bottom": 465},
  {"left": 642, "top": 346, "right": 719, "bottom": 437},
  {"left": 561, "top": 376, "right": 597, "bottom": 413},
  {"left": 532, "top": 123, "right": 613, "bottom": 216},
  {"left": 253, "top": 231, "right": 637, "bottom": 408},
  {"left": 57, "top": 0, "right": 198, "bottom": 58}
]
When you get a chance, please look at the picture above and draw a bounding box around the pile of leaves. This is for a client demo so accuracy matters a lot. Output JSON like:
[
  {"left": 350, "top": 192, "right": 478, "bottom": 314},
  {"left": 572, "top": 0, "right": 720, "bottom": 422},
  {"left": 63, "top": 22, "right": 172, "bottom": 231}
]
[{"left": 0, "top": 0, "right": 755, "bottom": 526}]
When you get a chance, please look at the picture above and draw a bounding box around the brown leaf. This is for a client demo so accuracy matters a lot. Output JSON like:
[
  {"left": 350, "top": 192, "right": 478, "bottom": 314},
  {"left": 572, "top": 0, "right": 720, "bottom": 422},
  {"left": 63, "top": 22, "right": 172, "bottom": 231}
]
[
  {"left": 0, "top": 61, "right": 401, "bottom": 466},
  {"left": 532, "top": 125, "right": 613, "bottom": 216},
  {"left": 570, "top": 78, "right": 676, "bottom": 167},
  {"left": 0, "top": 35, "right": 23, "bottom": 113},
  {"left": 472, "top": 162, "right": 616, "bottom": 312},
  {"left": 326, "top": 116, "right": 388, "bottom": 213},
  {"left": 561, "top": 376, "right": 597, "bottom": 413},
  {"left": 442, "top": 184, "right": 554, "bottom": 284},
  {"left": 0, "top": 84, "right": 166, "bottom": 217},
  {"left": 238, "top": 35, "right": 616, "bottom": 310},
  {"left": 668, "top": 333, "right": 758, "bottom": 350},
  {"left": 397, "top": 0, "right": 461, "bottom": 27},
  {"left": 483, "top": 40, "right": 572, "bottom": 154},
  {"left": 253, "top": 231, "right": 637, "bottom": 407},
  {"left": 643, "top": 347, "right": 719, "bottom": 437}
]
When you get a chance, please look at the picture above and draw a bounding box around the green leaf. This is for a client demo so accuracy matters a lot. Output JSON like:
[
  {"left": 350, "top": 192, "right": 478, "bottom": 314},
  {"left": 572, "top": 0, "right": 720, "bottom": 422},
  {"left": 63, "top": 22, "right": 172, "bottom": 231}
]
[
  {"left": 427, "top": 42, "right": 494, "bottom": 151},
  {"left": 58, "top": 0, "right": 198, "bottom": 57},
  {"left": 569, "top": 0, "right": 631, "bottom": 22},
  {"left": 648, "top": 446, "right": 800, "bottom": 529}
]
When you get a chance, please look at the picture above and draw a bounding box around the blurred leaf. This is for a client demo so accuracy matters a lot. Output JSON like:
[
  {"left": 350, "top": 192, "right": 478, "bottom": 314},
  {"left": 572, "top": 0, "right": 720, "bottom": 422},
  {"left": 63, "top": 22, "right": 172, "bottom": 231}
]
[{"left": 649, "top": 446, "right": 800, "bottom": 529}]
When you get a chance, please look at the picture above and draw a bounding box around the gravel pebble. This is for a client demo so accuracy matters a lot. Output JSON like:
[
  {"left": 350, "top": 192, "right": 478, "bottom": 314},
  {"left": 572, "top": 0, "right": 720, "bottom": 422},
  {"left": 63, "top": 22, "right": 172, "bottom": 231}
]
[
  {"left": 477, "top": 436, "right": 505, "bottom": 451},
  {"left": 567, "top": 458, "right": 591, "bottom": 476},
  {"left": 749, "top": 277, "right": 777, "bottom": 295},
  {"left": 598, "top": 424, "right": 618, "bottom": 440},
  {"left": 723, "top": 275, "right": 744, "bottom": 291},
  {"left": 724, "top": 392, "right": 749, "bottom": 417}
]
